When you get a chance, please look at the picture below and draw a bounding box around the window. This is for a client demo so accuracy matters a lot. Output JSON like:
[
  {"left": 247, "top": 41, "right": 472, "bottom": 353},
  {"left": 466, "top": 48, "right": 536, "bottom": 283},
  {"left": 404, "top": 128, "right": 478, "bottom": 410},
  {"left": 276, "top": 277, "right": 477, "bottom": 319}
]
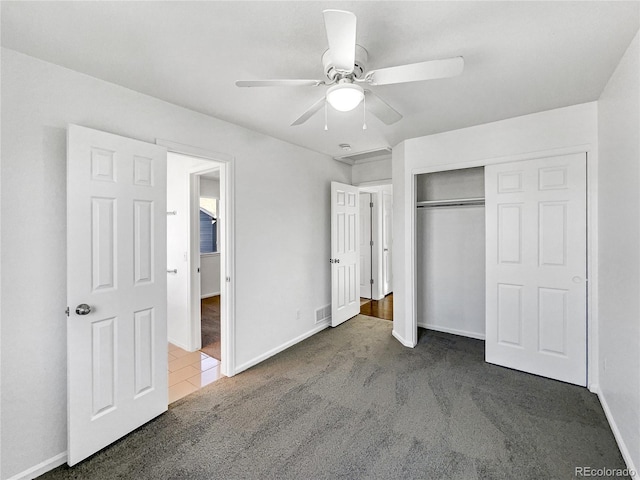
[{"left": 199, "top": 198, "right": 217, "bottom": 254}]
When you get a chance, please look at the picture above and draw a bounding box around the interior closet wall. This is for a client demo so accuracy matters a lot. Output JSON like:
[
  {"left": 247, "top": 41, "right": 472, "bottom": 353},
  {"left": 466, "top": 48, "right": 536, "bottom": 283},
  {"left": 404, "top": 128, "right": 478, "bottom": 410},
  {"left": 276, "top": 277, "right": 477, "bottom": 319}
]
[{"left": 416, "top": 167, "right": 486, "bottom": 339}]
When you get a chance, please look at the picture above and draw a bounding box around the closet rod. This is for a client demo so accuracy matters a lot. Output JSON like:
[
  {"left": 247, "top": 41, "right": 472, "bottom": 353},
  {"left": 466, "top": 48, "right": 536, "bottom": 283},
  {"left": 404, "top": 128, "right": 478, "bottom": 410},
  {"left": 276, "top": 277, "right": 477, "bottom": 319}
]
[{"left": 416, "top": 197, "right": 485, "bottom": 209}]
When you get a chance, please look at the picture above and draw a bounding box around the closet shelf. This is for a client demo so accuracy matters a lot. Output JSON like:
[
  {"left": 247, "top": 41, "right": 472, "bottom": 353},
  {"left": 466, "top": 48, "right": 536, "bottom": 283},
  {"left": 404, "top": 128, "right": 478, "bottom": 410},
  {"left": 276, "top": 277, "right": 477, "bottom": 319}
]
[{"left": 416, "top": 197, "right": 485, "bottom": 208}]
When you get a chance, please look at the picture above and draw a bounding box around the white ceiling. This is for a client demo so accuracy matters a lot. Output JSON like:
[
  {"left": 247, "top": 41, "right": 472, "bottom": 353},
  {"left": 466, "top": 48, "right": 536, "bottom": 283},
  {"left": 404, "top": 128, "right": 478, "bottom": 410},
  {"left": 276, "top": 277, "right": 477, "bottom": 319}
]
[{"left": 2, "top": 1, "right": 638, "bottom": 159}]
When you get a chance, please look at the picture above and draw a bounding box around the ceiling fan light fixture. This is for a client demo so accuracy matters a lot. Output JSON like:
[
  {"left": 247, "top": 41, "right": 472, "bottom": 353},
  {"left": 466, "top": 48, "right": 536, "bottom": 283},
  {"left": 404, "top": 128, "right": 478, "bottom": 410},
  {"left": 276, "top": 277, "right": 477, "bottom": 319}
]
[{"left": 326, "top": 83, "right": 364, "bottom": 112}]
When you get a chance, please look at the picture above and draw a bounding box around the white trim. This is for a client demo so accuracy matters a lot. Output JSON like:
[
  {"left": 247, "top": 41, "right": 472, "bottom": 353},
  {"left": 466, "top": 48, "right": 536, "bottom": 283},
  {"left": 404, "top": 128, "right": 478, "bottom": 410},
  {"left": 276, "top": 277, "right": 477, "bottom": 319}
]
[
  {"left": 596, "top": 389, "right": 638, "bottom": 475},
  {"left": 585, "top": 150, "right": 599, "bottom": 390},
  {"left": 157, "top": 139, "right": 236, "bottom": 377},
  {"left": 234, "top": 322, "right": 330, "bottom": 375},
  {"left": 333, "top": 157, "right": 355, "bottom": 166},
  {"left": 417, "top": 323, "right": 486, "bottom": 341},
  {"left": 392, "top": 329, "right": 416, "bottom": 348},
  {"left": 407, "top": 144, "right": 596, "bottom": 386},
  {"left": 7, "top": 452, "right": 67, "bottom": 480},
  {"left": 353, "top": 155, "right": 392, "bottom": 165},
  {"left": 156, "top": 139, "right": 233, "bottom": 163},
  {"left": 409, "top": 144, "right": 593, "bottom": 176},
  {"left": 201, "top": 292, "right": 220, "bottom": 299},
  {"left": 355, "top": 178, "right": 393, "bottom": 188},
  {"left": 167, "top": 337, "right": 190, "bottom": 352}
]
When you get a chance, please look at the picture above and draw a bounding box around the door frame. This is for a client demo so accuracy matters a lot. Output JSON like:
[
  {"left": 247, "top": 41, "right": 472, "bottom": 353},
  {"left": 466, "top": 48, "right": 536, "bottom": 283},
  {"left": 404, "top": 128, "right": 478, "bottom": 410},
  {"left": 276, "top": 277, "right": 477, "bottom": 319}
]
[
  {"left": 157, "top": 139, "right": 236, "bottom": 377},
  {"left": 359, "top": 192, "right": 374, "bottom": 300},
  {"left": 406, "top": 144, "right": 599, "bottom": 390},
  {"left": 358, "top": 183, "right": 393, "bottom": 300}
]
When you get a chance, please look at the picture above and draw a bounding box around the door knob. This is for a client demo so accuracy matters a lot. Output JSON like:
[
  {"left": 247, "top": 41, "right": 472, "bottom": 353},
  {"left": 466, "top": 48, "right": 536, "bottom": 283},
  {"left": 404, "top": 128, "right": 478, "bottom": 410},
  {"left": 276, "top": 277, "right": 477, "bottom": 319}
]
[{"left": 75, "top": 304, "right": 92, "bottom": 315}]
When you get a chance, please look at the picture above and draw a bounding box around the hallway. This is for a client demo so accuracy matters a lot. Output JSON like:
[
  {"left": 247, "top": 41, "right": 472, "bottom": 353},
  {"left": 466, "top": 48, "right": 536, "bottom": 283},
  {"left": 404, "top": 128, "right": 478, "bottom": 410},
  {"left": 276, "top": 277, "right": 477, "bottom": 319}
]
[{"left": 360, "top": 293, "right": 393, "bottom": 321}]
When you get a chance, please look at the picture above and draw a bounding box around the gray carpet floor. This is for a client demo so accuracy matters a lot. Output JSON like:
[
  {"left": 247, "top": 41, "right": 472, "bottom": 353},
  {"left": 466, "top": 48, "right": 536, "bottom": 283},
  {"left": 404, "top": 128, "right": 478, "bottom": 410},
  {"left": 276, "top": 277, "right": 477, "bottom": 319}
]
[{"left": 40, "top": 315, "right": 628, "bottom": 479}]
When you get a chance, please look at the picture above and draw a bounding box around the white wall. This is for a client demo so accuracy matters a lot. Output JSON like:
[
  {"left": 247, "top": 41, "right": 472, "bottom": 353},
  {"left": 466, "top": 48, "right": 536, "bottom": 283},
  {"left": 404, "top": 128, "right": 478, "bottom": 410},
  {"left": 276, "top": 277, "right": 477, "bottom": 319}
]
[
  {"left": 393, "top": 102, "right": 598, "bottom": 348},
  {"left": 416, "top": 206, "right": 485, "bottom": 339},
  {"left": 200, "top": 177, "right": 220, "bottom": 198},
  {"left": 200, "top": 254, "right": 221, "bottom": 298},
  {"left": 0, "top": 48, "right": 350, "bottom": 479},
  {"left": 352, "top": 158, "right": 392, "bottom": 185},
  {"left": 597, "top": 31, "right": 640, "bottom": 474}
]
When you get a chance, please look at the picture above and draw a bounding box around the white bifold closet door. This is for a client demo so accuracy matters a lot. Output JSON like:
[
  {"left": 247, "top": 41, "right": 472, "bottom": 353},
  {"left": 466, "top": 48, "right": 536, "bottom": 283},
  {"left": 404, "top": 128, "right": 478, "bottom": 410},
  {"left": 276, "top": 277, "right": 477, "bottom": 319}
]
[{"left": 485, "top": 153, "right": 587, "bottom": 386}]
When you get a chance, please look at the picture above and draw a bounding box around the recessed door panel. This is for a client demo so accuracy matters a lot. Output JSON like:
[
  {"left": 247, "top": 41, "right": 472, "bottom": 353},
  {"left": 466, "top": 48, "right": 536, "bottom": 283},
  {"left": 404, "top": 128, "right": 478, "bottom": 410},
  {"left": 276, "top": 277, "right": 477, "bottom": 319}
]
[
  {"left": 498, "top": 204, "right": 522, "bottom": 264},
  {"left": 91, "top": 148, "right": 116, "bottom": 182},
  {"left": 91, "top": 317, "right": 116, "bottom": 418},
  {"left": 497, "top": 171, "right": 522, "bottom": 193},
  {"left": 497, "top": 284, "right": 522, "bottom": 346},
  {"left": 133, "top": 156, "right": 153, "bottom": 186},
  {"left": 92, "top": 197, "right": 116, "bottom": 291},
  {"left": 337, "top": 213, "right": 345, "bottom": 254},
  {"left": 539, "top": 166, "right": 568, "bottom": 190},
  {"left": 538, "top": 288, "right": 567, "bottom": 356},
  {"left": 134, "top": 200, "right": 153, "bottom": 284},
  {"left": 539, "top": 202, "right": 567, "bottom": 266},
  {"left": 134, "top": 308, "right": 154, "bottom": 396}
]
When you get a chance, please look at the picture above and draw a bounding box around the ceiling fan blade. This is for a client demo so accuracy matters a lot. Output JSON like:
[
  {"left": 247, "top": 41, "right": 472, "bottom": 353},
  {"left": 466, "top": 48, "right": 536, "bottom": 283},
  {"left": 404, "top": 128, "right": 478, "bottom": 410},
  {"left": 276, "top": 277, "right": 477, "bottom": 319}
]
[
  {"left": 366, "top": 56, "right": 464, "bottom": 86},
  {"left": 323, "top": 9, "right": 356, "bottom": 73},
  {"left": 364, "top": 90, "right": 402, "bottom": 125},
  {"left": 236, "top": 79, "right": 321, "bottom": 87},
  {"left": 291, "top": 97, "right": 326, "bottom": 126}
]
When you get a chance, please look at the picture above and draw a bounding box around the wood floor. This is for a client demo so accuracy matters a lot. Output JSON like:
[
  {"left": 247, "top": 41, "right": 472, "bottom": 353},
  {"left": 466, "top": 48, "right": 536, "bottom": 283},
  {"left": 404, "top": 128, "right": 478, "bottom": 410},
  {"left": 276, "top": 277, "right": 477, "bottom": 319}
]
[
  {"left": 360, "top": 293, "right": 393, "bottom": 320},
  {"left": 201, "top": 295, "right": 221, "bottom": 360}
]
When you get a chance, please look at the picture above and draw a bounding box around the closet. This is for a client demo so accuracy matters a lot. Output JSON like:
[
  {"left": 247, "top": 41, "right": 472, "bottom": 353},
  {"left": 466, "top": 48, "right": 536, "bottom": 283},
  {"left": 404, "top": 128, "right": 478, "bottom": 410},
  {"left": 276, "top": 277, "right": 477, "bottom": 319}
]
[
  {"left": 416, "top": 167, "right": 486, "bottom": 339},
  {"left": 414, "top": 154, "right": 588, "bottom": 386}
]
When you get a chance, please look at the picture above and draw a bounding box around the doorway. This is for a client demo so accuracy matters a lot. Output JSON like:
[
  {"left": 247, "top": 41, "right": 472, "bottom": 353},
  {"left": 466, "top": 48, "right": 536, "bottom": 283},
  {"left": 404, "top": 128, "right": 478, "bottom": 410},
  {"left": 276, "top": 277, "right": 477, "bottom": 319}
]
[
  {"left": 198, "top": 170, "right": 221, "bottom": 361},
  {"left": 164, "top": 147, "right": 233, "bottom": 402},
  {"left": 358, "top": 184, "right": 393, "bottom": 321}
]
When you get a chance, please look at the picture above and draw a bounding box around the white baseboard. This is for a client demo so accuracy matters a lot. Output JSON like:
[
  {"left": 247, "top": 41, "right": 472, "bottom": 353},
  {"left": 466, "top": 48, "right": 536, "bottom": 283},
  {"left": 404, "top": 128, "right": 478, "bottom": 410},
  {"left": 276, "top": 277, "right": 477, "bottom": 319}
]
[
  {"left": 418, "top": 323, "right": 486, "bottom": 340},
  {"left": 201, "top": 292, "right": 220, "bottom": 299},
  {"left": 167, "top": 337, "right": 190, "bottom": 351},
  {"left": 7, "top": 452, "right": 67, "bottom": 480},
  {"left": 392, "top": 329, "right": 416, "bottom": 348},
  {"left": 234, "top": 321, "right": 330, "bottom": 375},
  {"left": 596, "top": 389, "right": 638, "bottom": 476}
]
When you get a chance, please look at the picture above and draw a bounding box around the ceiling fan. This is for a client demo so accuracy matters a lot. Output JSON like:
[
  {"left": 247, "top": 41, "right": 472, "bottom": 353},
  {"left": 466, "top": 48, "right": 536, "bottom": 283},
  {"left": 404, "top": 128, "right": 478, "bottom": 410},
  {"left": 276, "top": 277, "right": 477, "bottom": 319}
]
[{"left": 236, "top": 9, "right": 464, "bottom": 127}]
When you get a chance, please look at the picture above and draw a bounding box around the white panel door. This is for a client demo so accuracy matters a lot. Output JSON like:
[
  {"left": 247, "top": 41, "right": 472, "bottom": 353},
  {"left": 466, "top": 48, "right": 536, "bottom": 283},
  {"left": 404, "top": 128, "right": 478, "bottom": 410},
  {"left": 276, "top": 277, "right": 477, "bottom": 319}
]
[
  {"left": 485, "top": 153, "right": 587, "bottom": 386},
  {"left": 382, "top": 191, "right": 393, "bottom": 295},
  {"left": 359, "top": 193, "right": 372, "bottom": 299},
  {"left": 67, "top": 125, "right": 168, "bottom": 465},
  {"left": 331, "top": 182, "right": 360, "bottom": 327}
]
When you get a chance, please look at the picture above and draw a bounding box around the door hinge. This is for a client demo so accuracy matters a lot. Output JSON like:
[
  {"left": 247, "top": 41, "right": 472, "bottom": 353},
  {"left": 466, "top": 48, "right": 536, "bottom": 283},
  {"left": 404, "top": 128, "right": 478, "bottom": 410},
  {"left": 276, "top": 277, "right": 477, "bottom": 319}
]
[
  {"left": 65, "top": 307, "right": 70, "bottom": 317},
  {"left": 370, "top": 202, "right": 373, "bottom": 208},
  {"left": 370, "top": 240, "right": 374, "bottom": 246},
  {"left": 370, "top": 279, "right": 374, "bottom": 285},
  {"left": 226, "top": 276, "right": 231, "bottom": 282}
]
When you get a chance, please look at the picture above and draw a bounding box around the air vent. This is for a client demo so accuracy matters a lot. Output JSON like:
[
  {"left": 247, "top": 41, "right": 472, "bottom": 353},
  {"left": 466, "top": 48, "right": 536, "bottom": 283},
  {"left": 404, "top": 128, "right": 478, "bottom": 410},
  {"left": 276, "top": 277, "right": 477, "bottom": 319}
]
[
  {"left": 334, "top": 147, "right": 392, "bottom": 165},
  {"left": 315, "top": 304, "right": 332, "bottom": 324}
]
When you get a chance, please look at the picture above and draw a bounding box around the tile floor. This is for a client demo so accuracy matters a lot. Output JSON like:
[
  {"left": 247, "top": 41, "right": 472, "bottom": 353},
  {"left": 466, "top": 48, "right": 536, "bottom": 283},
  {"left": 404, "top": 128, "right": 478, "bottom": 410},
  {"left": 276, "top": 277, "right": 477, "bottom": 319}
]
[{"left": 168, "top": 343, "right": 224, "bottom": 403}]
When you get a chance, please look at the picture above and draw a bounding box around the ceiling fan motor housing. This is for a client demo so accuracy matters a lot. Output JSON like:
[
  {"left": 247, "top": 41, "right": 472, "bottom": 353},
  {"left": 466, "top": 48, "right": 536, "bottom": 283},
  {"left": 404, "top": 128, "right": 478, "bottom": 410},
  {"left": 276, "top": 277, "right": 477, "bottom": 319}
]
[{"left": 323, "top": 45, "right": 368, "bottom": 81}]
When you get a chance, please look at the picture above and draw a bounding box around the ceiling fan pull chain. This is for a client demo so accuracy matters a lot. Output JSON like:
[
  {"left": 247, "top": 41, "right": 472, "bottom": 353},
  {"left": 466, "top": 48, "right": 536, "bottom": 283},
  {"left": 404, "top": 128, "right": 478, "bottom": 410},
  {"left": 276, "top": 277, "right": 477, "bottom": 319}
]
[
  {"left": 362, "top": 93, "right": 367, "bottom": 130},
  {"left": 324, "top": 101, "right": 329, "bottom": 131}
]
